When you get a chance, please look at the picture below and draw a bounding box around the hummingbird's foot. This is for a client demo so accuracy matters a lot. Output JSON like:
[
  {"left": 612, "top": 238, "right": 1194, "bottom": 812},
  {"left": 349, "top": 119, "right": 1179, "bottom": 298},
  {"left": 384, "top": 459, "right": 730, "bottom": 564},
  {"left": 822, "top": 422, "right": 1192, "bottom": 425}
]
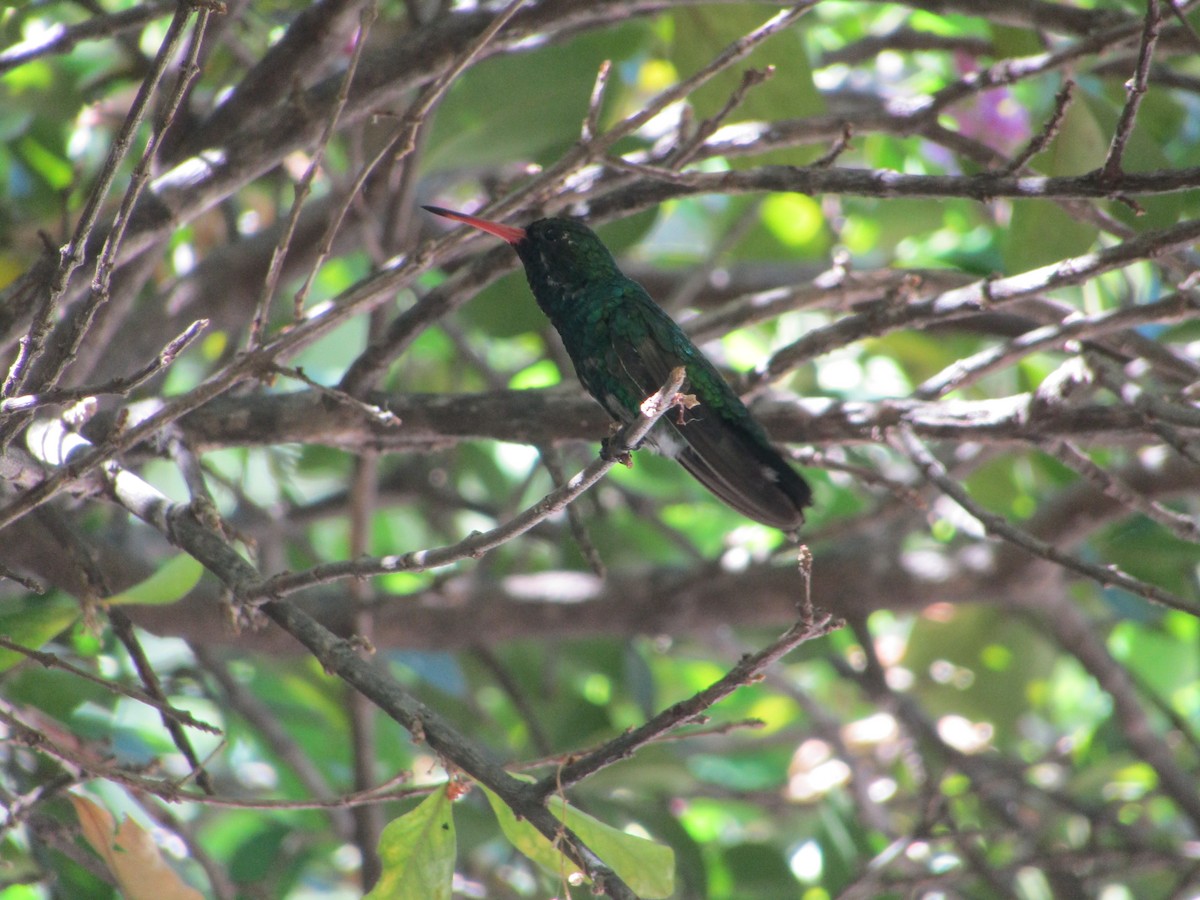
[
  {"left": 670, "top": 391, "right": 701, "bottom": 426},
  {"left": 600, "top": 432, "right": 635, "bottom": 467}
]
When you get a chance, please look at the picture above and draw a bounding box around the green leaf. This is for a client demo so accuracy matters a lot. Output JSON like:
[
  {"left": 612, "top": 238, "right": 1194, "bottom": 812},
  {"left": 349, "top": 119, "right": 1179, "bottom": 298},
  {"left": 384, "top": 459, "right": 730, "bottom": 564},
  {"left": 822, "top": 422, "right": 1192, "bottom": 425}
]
[
  {"left": 1080, "top": 90, "right": 1184, "bottom": 231},
  {"left": 1109, "top": 620, "right": 1199, "bottom": 703},
  {"left": 723, "top": 842, "right": 795, "bottom": 898},
  {"left": 461, "top": 271, "right": 548, "bottom": 339},
  {"left": 482, "top": 784, "right": 675, "bottom": 898},
  {"left": 482, "top": 784, "right": 570, "bottom": 875},
  {"left": 105, "top": 555, "right": 203, "bottom": 607},
  {"left": 905, "top": 605, "right": 1056, "bottom": 740},
  {"left": 0, "top": 593, "right": 80, "bottom": 674},
  {"left": 367, "top": 786, "right": 456, "bottom": 900},
  {"left": 565, "top": 802, "right": 674, "bottom": 898},
  {"left": 16, "top": 134, "right": 72, "bottom": 189}
]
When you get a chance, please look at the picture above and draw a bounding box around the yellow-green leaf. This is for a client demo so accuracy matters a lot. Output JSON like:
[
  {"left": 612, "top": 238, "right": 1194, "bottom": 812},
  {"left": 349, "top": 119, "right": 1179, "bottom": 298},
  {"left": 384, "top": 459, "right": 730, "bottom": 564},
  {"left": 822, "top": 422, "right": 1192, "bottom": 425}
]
[
  {"left": 106, "top": 555, "right": 204, "bottom": 607},
  {"left": 483, "top": 785, "right": 675, "bottom": 898},
  {"left": 0, "top": 593, "right": 80, "bottom": 674},
  {"left": 482, "top": 784, "right": 574, "bottom": 876},
  {"left": 367, "top": 786, "right": 456, "bottom": 900}
]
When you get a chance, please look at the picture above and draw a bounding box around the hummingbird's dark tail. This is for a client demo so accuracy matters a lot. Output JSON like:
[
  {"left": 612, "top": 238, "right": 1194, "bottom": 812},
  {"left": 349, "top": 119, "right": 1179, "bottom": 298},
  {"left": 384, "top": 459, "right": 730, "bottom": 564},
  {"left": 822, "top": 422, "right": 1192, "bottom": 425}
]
[{"left": 670, "top": 416, "right": 811, "bottom": 531}]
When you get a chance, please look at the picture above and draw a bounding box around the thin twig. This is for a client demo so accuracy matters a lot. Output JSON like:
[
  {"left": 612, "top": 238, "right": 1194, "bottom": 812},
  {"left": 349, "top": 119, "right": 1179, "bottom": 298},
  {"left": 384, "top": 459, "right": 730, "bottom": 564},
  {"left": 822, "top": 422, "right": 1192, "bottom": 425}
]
[
  {"left": 666, "top": 64, "right": 777, "bottom": 170},
  {"left": 1010, "top": 588, "right": 1200, "bottom": 830},
  {"left": 1163, "top": 0, "right": 1200, "bottom": 49},
  {"left": 1088, "top": 352, "right": 1200, "bottom": 466},
  {"left": 1044, "top": 440, "right": 1200, "bottom": 543},
  {"left": 190, "top": 643, "right": 355, "bottom": 837},
  {"left": 0, "top": 636, "right": 220, "bottom": 734},
  {"left": 540, "top": 446, "right": 606, "bottom": 578},
  {"left": 455, "top": 0, "right": 819, "bottom": 229},
  {"left": 1001, "top": 79, "right": 1074, "bottom": 174},
  {"left": 587, "top": 162, "right": 1200, "bottom": 219},
  {"left": 108, "top": 609, "right": 216, "bottom": 793},
  {"left": 538, "top": 612, "right": 843, "bottom": 797},
  {"left": 913, "top": 291, "right": 1200, "bottom": 399},
  {"left": 0, "top": 563, "right": 45, "bottom": 593},
  {"left": 894, "top": 425, "right": 1200, "bottom": 616},
  {"left": 290, "top": 0, "right": 526, "bottom": 318},
  {"left": 269, "top": 363, "right": 400, "bottom": 426},
  {"left": 580, "top": 58, "right": 612, "bottom": 144},
  {"left": 810, "top": 122, "right": 854, "bottom": 168},
  {"left": 347, "top": 447, "right": 384, "bottom": 890},
  {"left": 0, "top": 2, "right": 176, "bottom": 74},
  {"left": 473, "top": 644, "right": 554, "bottom": 757},
  {"left": 250, "top": 603, "right": 640, "bottom": 898},
  {"left": 1101, "top": 0, "right": 1162, "bottom": 180},
  {"left": 753, "top": 217, "right": 1200, "bottom": 388}
]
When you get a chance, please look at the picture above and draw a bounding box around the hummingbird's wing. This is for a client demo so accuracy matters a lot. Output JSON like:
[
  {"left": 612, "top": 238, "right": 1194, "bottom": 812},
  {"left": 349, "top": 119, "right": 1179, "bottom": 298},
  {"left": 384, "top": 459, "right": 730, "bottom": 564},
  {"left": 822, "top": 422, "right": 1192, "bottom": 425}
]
[{"left": 587, "top": 286, "right": 811, "bottom": 531}]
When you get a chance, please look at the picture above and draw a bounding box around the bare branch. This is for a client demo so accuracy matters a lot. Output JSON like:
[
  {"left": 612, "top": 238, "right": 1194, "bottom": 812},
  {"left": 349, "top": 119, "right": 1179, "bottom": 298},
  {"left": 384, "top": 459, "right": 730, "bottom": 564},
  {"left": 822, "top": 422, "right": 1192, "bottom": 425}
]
[
  {"left": 894, "top": 425, "right": 1200, "bottom": 616},
  {"left": 913, "top": 291, "right": 1200, "bottom": 399},
  {"left": 1043, "top": 440, "right": 1200, "bottom": 544},
  {"left": 0, "top": 636, "right": 220, "bottom": 734},
  {"left": 755, "top": 217, "right": 1200, "bottom": 386}
]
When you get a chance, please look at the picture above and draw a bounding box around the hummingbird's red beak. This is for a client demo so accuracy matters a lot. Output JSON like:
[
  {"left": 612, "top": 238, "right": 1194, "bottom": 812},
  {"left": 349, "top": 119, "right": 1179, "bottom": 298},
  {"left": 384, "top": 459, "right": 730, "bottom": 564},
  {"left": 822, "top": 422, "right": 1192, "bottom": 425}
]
[{"left": 422, "top": 205, "right": 526, "bottom": 244}]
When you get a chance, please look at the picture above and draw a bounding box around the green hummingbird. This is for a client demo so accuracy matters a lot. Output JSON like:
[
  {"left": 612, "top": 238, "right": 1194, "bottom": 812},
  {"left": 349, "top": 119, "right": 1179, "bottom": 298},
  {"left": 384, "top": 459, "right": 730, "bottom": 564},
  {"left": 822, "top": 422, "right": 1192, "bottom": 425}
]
[{"left": 423, "top": 206, "right": 812, "bottom": 532}]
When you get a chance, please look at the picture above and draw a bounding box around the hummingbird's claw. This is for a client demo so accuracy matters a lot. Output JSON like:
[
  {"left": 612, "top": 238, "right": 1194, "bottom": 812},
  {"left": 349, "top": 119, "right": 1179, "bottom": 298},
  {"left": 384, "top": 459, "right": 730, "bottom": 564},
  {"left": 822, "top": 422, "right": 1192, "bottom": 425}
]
[{"left": 600, "top": 433, "right": 635, "bottom": 467}]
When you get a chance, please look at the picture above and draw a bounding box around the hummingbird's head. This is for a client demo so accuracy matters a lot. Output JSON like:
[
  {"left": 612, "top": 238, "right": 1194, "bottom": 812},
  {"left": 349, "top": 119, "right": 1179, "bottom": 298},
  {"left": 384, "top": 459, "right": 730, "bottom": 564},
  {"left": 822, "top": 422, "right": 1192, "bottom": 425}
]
[
  {"left": 422, "top": 206, "right": 620, "bottom": 296},
  {"left": 517, "top": 218, "right": 620, "bottom": 294}
]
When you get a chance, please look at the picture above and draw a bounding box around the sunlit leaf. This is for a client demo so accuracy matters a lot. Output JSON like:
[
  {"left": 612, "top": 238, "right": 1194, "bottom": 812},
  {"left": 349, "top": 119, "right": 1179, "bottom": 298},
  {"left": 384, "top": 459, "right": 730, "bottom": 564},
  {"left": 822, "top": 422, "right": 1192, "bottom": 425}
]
[
  {"left": 368, "top": 786, "right": 456, "bottom": 900},
  {"left": 16, "top": 134, "right": 72, "bottom": 189},
  {"left": 483, "top": 784, "right": 675, "bottom": 898}
]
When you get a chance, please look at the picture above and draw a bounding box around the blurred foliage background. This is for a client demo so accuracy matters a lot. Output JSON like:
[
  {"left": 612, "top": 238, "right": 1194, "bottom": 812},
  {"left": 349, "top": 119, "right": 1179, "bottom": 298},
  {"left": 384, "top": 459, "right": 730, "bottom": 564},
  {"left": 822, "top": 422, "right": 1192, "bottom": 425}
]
[{"left": 1, "top": 0, "right": 1199, "bottom": 897}]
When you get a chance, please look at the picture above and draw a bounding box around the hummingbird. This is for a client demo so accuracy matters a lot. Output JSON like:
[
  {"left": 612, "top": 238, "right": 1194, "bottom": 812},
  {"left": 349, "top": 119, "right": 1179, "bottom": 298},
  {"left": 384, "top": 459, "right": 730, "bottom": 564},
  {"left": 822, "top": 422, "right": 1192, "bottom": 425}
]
[{"left": 423, "top": 206, "right": 812, "bottom": 532}]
